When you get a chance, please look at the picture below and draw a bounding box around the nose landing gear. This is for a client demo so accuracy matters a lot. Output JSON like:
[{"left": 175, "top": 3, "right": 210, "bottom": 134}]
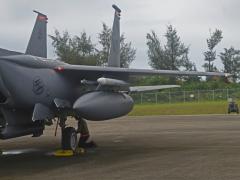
[
  {"left": 57, "top": 116, "right": 96, "bottom": 155},
  {"left": 61, "top": 127, "right": 78, "bottom": 151}
]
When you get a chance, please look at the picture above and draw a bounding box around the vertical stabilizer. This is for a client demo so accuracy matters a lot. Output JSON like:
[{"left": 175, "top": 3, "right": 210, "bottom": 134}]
[
  {"left": 108, "top": 5, "right": 121, "bottom": 67},
  {"left": 25, "top": 10, "right": 47, "bottom": 58}
]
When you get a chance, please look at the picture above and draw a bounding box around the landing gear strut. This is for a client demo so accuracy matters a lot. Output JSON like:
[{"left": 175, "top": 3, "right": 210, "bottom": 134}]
[{"left": 77, "top": 117, "right": 97, "bottom": 148}]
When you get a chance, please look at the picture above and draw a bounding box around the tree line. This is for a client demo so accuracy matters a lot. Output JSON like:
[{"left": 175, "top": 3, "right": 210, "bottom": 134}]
[
  {"left": 50, "top": 23, "right": 240, "bottom": 83},
  {"left": 49, "top": 23, "right": 136, "bottom": 68}
]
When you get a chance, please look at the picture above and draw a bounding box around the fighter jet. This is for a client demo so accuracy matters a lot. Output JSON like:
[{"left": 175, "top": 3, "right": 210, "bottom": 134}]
[{"left": 0, "top": 5, "right": 229, "bottom": 151}]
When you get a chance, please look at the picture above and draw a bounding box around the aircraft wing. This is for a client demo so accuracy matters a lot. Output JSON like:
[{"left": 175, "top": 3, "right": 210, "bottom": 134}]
[
  {"left": 55, "top": 4, "right": 229, "bottom": 81},
  {"left": 0, "top": 48, "right": 22, "bottom": 57},
  {"left": 59, "top": 65, "right": 229, "bottom": 80},
  {"left": 89, "top": 77, "right": 180, "bottom": 92}
]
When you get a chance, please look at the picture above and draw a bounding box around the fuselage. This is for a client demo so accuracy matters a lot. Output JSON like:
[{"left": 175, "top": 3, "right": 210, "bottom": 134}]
[
  {"left": 0, "top": 55, "right": 77, "bottom": 108},
  {"left": 0, "top": 55, "right": 134, "bottom": 122}
]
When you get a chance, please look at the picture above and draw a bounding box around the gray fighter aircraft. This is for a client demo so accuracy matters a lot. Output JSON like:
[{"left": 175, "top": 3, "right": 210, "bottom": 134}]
[{"left": 0, "top": 5, "right": 229, "bottom": 151}]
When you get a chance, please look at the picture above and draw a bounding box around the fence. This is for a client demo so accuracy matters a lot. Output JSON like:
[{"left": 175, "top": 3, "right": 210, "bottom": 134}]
[{"left": 130, "top": 89, "right": 240, "bottom": 104}]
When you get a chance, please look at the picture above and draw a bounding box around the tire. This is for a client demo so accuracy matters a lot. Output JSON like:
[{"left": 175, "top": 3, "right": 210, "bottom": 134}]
[{"left": 61, "top": 127, "right": 78, "bottom": 151}]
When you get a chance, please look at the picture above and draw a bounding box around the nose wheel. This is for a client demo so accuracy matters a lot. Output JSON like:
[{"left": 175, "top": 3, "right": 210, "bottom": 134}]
[
  {"left": 57, "top": 116, "right": 96, "bottom": 152},
  {"left": 61, "top": 127, "right": 78, "bottom": 151}
]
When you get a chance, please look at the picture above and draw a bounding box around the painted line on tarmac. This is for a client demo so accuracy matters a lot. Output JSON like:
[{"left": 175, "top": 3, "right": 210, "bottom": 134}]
[
  {"left": 1, "top": 149, "right": 40, "bottom": 156},
  {"left": 130, "top": 114, "right": 240, "bottom": 117}
]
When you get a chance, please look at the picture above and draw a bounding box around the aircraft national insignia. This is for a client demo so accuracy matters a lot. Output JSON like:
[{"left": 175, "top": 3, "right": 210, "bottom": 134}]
[{"left": 32, "top": 77, "right": 45, "bottom": 95}]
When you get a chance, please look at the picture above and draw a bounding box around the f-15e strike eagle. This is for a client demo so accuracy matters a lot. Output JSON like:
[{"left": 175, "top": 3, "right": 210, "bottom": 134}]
[{"left": 0, "top": 5, "right": 228, "bottom": 151}]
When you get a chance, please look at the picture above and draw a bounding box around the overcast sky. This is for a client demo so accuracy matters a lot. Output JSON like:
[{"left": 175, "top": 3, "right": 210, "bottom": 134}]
[{"left": 0, "top": 0, "right": 240, "bottom": 70}]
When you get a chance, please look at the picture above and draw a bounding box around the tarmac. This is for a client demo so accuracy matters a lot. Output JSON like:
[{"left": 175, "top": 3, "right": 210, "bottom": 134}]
[{"left": 1, "top": 115, "right": 240, "bottom": 180}]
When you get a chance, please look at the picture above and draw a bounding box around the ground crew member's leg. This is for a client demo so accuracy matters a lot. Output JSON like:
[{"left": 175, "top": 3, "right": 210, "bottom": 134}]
[{"left": 77, "top": 118, "right": 97, "bottom": 148}]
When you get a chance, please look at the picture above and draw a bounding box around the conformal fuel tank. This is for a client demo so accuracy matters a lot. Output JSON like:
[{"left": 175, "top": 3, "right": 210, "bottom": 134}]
[{"left": 73, "top": 91, "right": 134, "bottom": 121}]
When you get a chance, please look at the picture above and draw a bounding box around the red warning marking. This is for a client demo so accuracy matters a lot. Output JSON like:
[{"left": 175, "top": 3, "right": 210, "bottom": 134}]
[
  {"left": 54, "top": 66, "right": 65, "bottom": 72},
  {"left": 38, "top": 15, "right": 48, "bottom": 21}
]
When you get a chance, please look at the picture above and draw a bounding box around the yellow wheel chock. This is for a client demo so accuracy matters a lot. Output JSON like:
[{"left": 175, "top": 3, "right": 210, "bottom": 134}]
[{"left": 53, "top": 148, "right": 85, "bottom": 157}]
